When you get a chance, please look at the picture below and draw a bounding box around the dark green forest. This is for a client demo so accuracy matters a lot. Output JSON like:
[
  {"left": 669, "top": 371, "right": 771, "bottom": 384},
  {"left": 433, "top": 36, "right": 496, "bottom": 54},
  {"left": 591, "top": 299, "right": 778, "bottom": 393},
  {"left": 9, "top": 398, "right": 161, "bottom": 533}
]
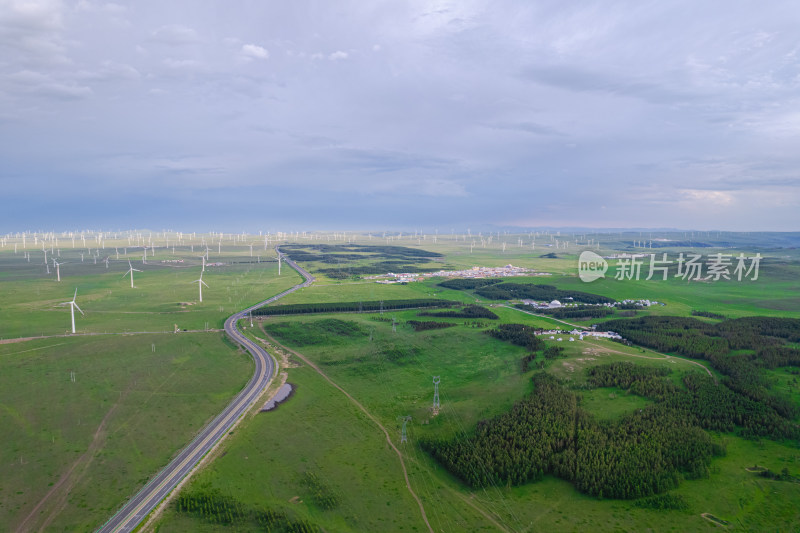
[
  {"left": 253, "top": 299, "right": 457, "bottom": 316},
  {"left": 423, "top": 315, "right": 800, "bottom": 500},
  {"left": 422, "top": 373, "right": 723, "bottom": 498},
  {"left": 440, "top": 279, "right": 615, "bottom": 304},
  {"left": 604, "top": 316, "right": 800, "bottom": 419},
  {"left": 419, "top": 304, "right": 499, "bottom": 319},
  {"left": 407, "top": 320, "right": 457, "bottom": 332}
]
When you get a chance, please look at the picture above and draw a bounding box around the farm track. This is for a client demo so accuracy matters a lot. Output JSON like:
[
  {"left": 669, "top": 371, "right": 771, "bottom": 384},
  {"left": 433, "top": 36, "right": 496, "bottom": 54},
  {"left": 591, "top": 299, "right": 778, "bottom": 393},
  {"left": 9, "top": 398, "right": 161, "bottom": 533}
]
[
  {"left": 0, "top": 330, "right": 224, "bottom": 345},
  {"left": 260, "top": 330, "right": 435, "bottom": 533}
]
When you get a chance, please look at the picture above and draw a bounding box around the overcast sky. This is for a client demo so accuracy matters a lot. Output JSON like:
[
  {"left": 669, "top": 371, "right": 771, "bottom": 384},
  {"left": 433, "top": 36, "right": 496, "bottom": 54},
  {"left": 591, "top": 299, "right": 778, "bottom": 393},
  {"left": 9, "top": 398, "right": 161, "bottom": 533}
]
[{"left": 1, "top": 1, "right": 799, "bottom": 232}]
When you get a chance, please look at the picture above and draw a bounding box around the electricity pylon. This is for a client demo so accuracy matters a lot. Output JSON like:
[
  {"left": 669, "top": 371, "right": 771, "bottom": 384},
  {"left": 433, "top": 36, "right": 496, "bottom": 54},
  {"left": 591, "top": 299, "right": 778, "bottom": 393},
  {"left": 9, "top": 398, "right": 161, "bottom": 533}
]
[
  {"left": 400, "top": 416, "right": 411, "bottom": 444},
  {"left": 433, "top": 376, "right": 440, "bottom": 412}
]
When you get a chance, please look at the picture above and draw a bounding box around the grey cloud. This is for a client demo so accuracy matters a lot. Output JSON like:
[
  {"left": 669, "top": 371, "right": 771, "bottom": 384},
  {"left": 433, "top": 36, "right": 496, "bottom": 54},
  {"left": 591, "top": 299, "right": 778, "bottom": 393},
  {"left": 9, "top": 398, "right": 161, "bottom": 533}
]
[
  {"left": 2, "top": 1, "right": 800, "bottom": 231},
  {"left": 520, "top": 64, "right": 701, "bottom": 105},
  {"left": 5, "top": 70, "right": 92, "bottom": 99},
  {"left": 487, "top": 121, "right": 565, "bottom": 136},
  {"left": 0, "top": 0, "right": 67, "bottom": 64}
]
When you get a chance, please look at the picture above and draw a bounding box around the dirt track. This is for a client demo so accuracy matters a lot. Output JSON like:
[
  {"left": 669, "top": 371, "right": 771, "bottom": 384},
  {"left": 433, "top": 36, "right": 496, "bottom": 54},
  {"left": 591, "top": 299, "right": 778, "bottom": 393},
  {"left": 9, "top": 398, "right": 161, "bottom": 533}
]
[{"left": 261, "top": 331, "right": 435, "bottom": 533}]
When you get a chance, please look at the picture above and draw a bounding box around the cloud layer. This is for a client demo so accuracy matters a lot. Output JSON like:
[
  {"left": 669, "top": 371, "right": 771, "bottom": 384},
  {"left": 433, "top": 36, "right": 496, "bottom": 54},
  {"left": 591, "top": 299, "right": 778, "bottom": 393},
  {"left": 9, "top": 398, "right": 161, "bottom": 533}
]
[{"left": 1, "top": 0, "right": 799, "bottom": 231}]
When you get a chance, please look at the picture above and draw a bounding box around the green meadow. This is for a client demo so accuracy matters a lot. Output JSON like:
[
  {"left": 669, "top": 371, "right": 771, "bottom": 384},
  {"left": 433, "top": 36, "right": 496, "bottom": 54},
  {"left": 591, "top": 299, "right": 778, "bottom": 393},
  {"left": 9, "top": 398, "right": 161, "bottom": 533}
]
[
  {"left": 1, "top": 231, "right": 798, "bottom": 532},
  {"left": 0, "top": 332, "right": 252, "bottom": 531},
  {"left": 0, "top": 239, "right": 297, "bottom": 531},
  {"left": 154, "top": 312, "right": 800, "bottom": 532},
  {"left": 0, "top": 246, "right": 301, "bottom": 339}
]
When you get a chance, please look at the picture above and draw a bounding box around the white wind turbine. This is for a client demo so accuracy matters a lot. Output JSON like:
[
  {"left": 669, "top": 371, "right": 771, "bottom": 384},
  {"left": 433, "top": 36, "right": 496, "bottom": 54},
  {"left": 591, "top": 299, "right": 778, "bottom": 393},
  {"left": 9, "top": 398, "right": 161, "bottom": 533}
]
[
  {"left": 63, "top": 288, "right": 84, "bottom": 334},
  {"left": 193, "top": 270, "right": 209, "bottom": 303},
  {"left": 53, "top": 258, "right": 63, "bottom": 282},
  {"left": 123, "top": 260, "right": 142, "bottom": 288}
]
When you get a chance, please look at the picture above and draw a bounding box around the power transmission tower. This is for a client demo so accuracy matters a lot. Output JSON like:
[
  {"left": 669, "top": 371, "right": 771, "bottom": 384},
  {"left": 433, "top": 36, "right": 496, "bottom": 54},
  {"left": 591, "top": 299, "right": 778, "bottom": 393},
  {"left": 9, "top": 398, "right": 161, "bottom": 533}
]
[
  {"left": 433, "top": 376, "right": 440, "bottom": 412},
  {"left": 400, "top": 416, "right": 411, "bottom": 443}
]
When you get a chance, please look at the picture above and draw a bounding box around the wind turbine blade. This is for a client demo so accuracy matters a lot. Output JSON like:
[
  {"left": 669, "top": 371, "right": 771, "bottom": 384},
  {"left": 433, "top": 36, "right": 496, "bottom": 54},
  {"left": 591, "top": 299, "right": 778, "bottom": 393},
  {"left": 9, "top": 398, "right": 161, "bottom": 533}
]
[
  {"left": 201, "top": 280, "right": 209, "bottom": 288},
  {"left": 73, "top": 302, "right": 84, "bottom": 315},
  {"left": 73, "top": 288, "right": 78, "bottom": 301}
]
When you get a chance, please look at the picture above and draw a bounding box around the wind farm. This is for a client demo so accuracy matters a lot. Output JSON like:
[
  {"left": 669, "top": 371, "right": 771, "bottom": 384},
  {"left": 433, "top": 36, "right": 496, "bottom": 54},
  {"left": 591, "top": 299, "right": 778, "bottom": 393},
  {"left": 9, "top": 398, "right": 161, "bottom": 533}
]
[
  {"left": 3, "top": 3, "right": 800, "bottom": 532},
  {"left": 1, "top": 228, "right": 799, "bottom": 533}
]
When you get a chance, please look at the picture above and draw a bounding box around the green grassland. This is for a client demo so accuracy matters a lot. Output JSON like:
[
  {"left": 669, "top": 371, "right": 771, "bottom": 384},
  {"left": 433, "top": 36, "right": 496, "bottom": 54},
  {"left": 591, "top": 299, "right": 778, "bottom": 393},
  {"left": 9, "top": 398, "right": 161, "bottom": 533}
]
[
  {"left": 0, "top": 332, "right": 252, "bottom": 531},
  {"left": 154, "top": 312, "right": 800, "bottom": 532},
  {"left": 0, "top": 246, "right": 301, "bottom": 339},
  {"left": 0, "top": 239, "right": 299, "bottom": 531},
  {"left": 272, "top": 233, "right": 800, "bottom": 323},
  {"left": 2, "top": 231, "right": 799, "bottom": 532}
]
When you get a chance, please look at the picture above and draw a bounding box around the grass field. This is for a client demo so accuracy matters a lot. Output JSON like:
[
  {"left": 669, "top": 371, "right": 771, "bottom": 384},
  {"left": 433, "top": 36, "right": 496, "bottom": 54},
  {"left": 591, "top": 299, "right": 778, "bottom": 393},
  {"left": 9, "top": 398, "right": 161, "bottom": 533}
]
[
  {"left": 0, "top": 332, "right": 252, "bottom": 531},
  {"left": 0, "top": 239, "right": 299, "bottom": 531},
  {"left": 153, "top": 310, "right": 800, "bottom": 532},
  {"left": 0, "top": 246, "right": 300, "bottom": 339},
  {"left": 2, "top": 231, "right": 799, "bottom": 532}
]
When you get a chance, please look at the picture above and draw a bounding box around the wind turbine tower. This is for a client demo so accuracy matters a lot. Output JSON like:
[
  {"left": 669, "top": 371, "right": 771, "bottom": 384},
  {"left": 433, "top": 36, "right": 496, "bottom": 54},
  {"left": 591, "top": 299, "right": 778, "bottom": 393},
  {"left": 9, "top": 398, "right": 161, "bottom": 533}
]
[
  {"left": 194, "top": 271, "right": 209, "bottom": 302},
  {"left": 63, "top": 288, "right": 84, "bottom": 334},
  {"left": 123, "top": 260, "right": 142, "bottom": 288},
  {"left": 53, "top": 259, "right": 62, "bottom": 282}
]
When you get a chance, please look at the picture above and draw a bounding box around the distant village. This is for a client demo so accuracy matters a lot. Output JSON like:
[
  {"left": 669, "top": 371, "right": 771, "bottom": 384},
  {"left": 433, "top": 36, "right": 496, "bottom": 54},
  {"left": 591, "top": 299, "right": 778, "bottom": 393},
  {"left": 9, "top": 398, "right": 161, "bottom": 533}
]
[
  {"left": 370, "top": 264, "right": 550, "bottom": 284},
  {"left": 520, "top": 298, "right": 664, "bottom": 310},
  {"left": 536, "top": 329, "right": 622, "bottom": 341}
]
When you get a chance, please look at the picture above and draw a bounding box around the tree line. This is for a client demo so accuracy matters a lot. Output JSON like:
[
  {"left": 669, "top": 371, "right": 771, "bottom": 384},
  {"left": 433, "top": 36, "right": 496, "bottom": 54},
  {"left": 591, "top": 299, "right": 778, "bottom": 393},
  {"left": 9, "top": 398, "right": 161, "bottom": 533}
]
[
  {"left": 419, "top": 304, "right": 499, "bottom": 319},
  {"left": 253, "top": 299, "right": 458, "bottom": 316},
  {"left": 407, "top": 320, "right": 456, "bottom": 332},
  {"left": 473, "top": 282, "right": 615, "bottom": 304},
  {"left": 485, "top": 323, "right": 545, "bottom": 351},
  {"left": 587, "top": 362, "right": 799, "bottom": 441},
  {"left": 603, "top": 316, "right": 800, "bottom": 420},
  {"left": 176, "top": 487, "right": 321, "bottom": 531}
]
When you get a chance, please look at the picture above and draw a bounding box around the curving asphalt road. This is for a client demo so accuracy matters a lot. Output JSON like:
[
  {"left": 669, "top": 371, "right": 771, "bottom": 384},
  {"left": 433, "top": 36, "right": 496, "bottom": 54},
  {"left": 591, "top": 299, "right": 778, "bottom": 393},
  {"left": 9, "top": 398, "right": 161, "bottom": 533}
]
[{"left": 96, "top": 248, "right": 313, "bottom": 533}]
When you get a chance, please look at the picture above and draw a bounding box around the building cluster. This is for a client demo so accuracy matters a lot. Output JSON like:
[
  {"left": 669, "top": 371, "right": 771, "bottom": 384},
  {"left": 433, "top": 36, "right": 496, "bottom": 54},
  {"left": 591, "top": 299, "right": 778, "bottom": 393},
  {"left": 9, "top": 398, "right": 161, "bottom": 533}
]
[
  {"left": 536, "top": 329, "right": 622, "bottom": 342},
  {"left": 521, "top": 298, "right": 662, "bottom": 310},
  {"left": 372, "top": 264, "right": 549, "bottom": 284}
]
